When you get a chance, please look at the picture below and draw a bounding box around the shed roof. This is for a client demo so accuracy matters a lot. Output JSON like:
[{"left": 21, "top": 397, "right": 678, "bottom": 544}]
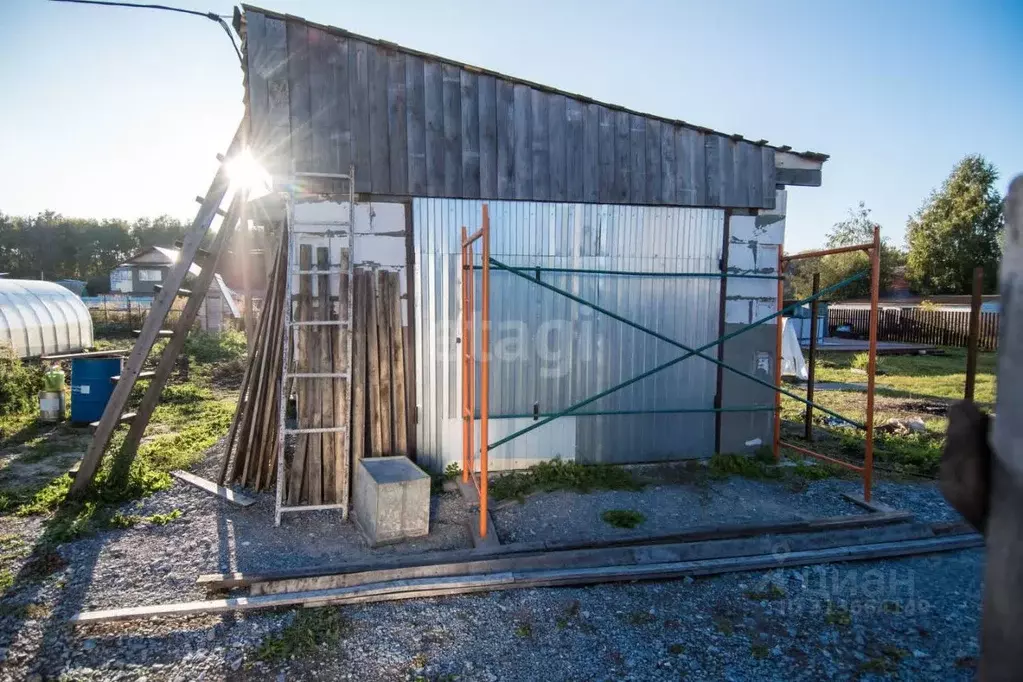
[
  {"left": 120, "top": 247, "right": 202, "bottom": 277},
  {"left": 240, "top": 5, "right": 827, "bottom": 210}
]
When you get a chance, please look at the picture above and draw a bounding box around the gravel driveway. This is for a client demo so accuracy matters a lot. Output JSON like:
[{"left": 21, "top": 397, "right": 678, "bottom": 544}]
[{"left": 0, "top": 448, "right": 983, "bottom": 681}]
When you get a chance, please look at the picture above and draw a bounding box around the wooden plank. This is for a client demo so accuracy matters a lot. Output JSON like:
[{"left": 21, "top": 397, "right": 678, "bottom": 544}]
[
  {"left": 614, "top": 110, "right": 630, "bottom": 202},
  {"left": 529, "top": 89, "right": 550, "bottom": 201},
  {"left": 290, "top": 245, "right": 314, "bottom": 504},
  {"left": 263, "top": 17, "right": 291, "bottom": 178},
  {"left": 582, "top": 103, "right": 600, "bottom": 203},
  {"left": 69, "top": 124, "right": 244, "bottom": 498},
  {"left": 253, "top": 522, "right": 933, "bottom": 595},
  {"left": 548, "top": 93, "right": 567, "bottom": 202},
  {"left": 286, "top": 22, "right": 312, "bottom": 174},
  {"left": 243, "top": 11, "right": 269, "bottom": 156},
  {"left": 442, "top": 64, "right": 462, "bottom": 197},
  {"left": 645, "top": 119, "right": 661, "bottom": 204},
  {"left": 629, "top": 113, "right": 646, "bottom": 203},
  {"left": 512, "top": 84, "right": 532, "bottom": 200},
  {"left": 365, "top": 271, "right": 384, "bottom": 455},
  {"left": 477, "top": 74, "right": 497, "bottom": 198},
  {"left": 660, "top": 122, "right": 676, "bottom": 204},
  {"left": 334, "top": 247, "right": 350, "bottom": 506},
  {"left": 423, "top": 61, "right": 444, "bottom": 197},
  {"left": 80, "top": 533, "right": 982, "bottom": 623},
  {"left": 330, "top": 36, "right": 352, "bottom": 175},
  {"left": 495, "top": 79, "right": 515, "bottom": 200},
  {"left": 307, "top": 23, "right": 334, "bottom": 172},
  {"left": 171, "top": 470, "right": 255, "bottom": 507},
  {"left": 368, "top": 44, "right": 391, "bottom": 194},
  {"left": 376, "top": 272, "right": 394, "bottom": 454},
  {"left": 198, "top": 510, "right": 915, "bottom": 590},
  {"left": 597, "top": 106, "right": 615, "bottom": 203},
  {"left": 387, "top": 50, "right": 409, "bottom": 195},
  {"left": 89, "top": 412, "right": 135, "bottom": 430},
  {"left": 41, "top": 349, "right": 130, "bottom": 361},
  {"left": 676, "top": 127, "right": 697, "bottom": 206},
  {"left": 348, "top": 39, "right": 371, "bottom": 192},
  {"left": 351, "top": 271, "right": 368, "bottom": 464},
  {"left": 387, "top": 271, "right": 408, "bottom": 456},
  {"left": 460, "top": 70, "right": 480, "bottom": 197},
  {"left": 317, "top": 247, "right": 335, "bottom": 502},
  {"left": 842, "top": 492, "right": 898, "bottom": 514},
  {"left": 746, "top": 144, "right": 763, "bottom": 210},
  {"left": 109, "top": 371, "right": 155, "bottom": 383},
  {"left": 564, "top": 98, "right": 583, "bottom": 201},
  {"left": 405, "top": 54, "right": 426, "bottom": 196}
]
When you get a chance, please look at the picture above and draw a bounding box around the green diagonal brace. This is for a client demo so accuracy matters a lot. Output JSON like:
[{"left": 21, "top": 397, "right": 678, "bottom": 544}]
[{"left": 486, "top": 265, "right": 867, "bottom": 451}]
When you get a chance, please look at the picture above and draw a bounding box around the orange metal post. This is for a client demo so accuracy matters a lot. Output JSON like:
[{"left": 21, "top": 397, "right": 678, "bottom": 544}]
[
  {"left": 863, "top": 226, "right": 881, "bottom": 502},
  {"left": 460, "top": 228, "right": 470, "bottom": 484},
  {"left": 479, "top": 205, "right": 491, "bottom": 538},
  {"left": 467, "top": 236, "right": 475, "bottom": 482},
  {"left": 772, "top": 248, "right": 784, "bottom": 461}
]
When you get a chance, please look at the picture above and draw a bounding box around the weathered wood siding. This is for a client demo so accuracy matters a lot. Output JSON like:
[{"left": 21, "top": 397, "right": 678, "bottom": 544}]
[{"left": 245, "top": 10, "right": 777, "bottom": 209}]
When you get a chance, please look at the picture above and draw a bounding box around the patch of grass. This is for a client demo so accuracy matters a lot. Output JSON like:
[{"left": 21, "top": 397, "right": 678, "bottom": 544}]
[
  {"left": 0, "top": 568, "right": 13, "bottom": 592},
  {"left": 489, "top": 459, "right": 641, "bottom": 502},
  {"left": 601, "top": 509, "right": 646, "bottom": 529},
  {"left": 824, "top": 604, "right": 852, "bottom": 627},
  {"left": 668, "top": 643, "right": 686, "bottom": 655},
  {"left": 255, "top": 607, "right": 349, "bottom": 663},
  {"left": 514, "top": 622, "right": 532, "bottom": 638},
  {"left": 881, "top": 600, "right": 902, "bottom": 614},
  {"left": 0, "top": 344, "right": 44, "bottom": 416},
  {"left": 750, "top": 643, "right": 769, "bottom": 659},
  {"left": 411, "top": 653, "right": 428, "bottom": 669},
  {"left": 149, "top": 509, "right": 182, "bottom": 525},
  {"left": 625, "top": 610, "right": 656, "bottom": 625},
  {"left": 745, "top": 583, "right": 786, "bottom": 601},
  {"left": 183, "top": 330, "right": 248, "bottom": 364},
  {"left": 708, "top": 452, "right": 781, "bottom": 481},
  {"left": 712, "top": 614, "right": 735, "bottom": 636}
]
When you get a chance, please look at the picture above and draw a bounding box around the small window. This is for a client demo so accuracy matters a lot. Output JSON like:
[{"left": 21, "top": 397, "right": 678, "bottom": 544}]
[{"left": 138, "top": 269, "right": 163, "bottom": 282}]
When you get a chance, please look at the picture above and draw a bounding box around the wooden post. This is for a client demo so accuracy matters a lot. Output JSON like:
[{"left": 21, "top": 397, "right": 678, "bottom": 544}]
[
  {"left": 965, "top": 266, "right": 983, "bottom": 402},
  {"left": 862, "top": 226, "right": 881, "bottom": 503},
  {"left": 804, "top": 272, "right": 820, "bottom": 441}
]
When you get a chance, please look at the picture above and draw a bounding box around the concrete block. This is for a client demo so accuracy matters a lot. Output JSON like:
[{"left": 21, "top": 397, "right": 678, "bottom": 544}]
[{"left": 353, "top": 456, "right": 430, "bottom": 546}]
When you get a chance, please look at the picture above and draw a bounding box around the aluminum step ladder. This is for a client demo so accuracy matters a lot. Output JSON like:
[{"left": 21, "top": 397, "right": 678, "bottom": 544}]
[{"left": 275, "top": 167, "right": 356, "bottom": 525}]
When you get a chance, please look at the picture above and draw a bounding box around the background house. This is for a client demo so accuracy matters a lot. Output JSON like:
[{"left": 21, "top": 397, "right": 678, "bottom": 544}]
[{"left": 110, "top": 246, "right": 200, "bottom": 295}]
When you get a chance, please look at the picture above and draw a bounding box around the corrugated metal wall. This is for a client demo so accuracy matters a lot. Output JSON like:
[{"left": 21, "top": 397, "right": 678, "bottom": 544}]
[{"left": 413, "top": 199, "right": 724, "bottom": 472}]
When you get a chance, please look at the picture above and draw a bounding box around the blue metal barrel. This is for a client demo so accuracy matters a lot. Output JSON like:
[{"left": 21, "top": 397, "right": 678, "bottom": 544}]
[{"left": 71, "top": 357, "right": 123, "bottom": 424}]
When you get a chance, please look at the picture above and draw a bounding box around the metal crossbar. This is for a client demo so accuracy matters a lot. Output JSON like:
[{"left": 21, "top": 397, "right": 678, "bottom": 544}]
[
  {"left": 488, "top": 258, "right": 867, "bottom": 431},
  {"left": 486, "top": 270, "right": 866, "bottom": 451},
  {"left": 474, "top": 264, "right": 782, "bottom": 280}
]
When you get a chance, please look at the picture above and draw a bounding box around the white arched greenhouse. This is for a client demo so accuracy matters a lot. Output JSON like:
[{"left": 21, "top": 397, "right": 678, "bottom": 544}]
[{"left": 0, "top": 280, "right": 94, "bottom": 358}]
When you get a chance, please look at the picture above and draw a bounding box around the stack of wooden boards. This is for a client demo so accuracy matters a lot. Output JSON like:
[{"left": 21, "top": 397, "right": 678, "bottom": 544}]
[
  {"left": 219, "top": 229, "right": 410, "bottom": 509},
  {"left": 69, "top": 512, "right": 983, "bottom": 623}
]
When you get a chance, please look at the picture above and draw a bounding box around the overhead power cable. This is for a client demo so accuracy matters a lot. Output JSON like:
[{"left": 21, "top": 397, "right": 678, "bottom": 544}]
[{"left": 48, "top": 0, "right": 242, "bottom": 63}]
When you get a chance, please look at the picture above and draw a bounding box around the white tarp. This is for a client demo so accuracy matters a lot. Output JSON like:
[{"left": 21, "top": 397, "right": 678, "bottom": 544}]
[{"left": 781, "top": 317, "right": 808, "bottom": 380}]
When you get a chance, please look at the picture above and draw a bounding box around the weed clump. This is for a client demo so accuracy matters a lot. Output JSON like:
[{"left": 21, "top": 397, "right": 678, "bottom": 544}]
[
  {"left": 0, "top": 344, "right": 44, "bottom": 416},
  {"left": 601, "top": 509, "right": 646, "bottom": 529},
  {"left": 256, "top": 608, "right": 350, "bottom": 662},
  {"left": 490, "top": 459, "right": 641, "bottom": 502}
]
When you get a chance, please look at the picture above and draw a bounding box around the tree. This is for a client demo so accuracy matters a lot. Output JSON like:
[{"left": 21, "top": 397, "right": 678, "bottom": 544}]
[
  {"left": 906, "top": 155, "right": 1003, "bottom": 294},
  {"left": 787, "top": 202, "right": 904, "bottom": 301}
]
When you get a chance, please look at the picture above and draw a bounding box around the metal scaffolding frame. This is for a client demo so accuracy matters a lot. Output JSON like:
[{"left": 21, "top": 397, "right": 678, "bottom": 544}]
[{"left": 460, "top": 206, "right": 882, "bottom": 537}]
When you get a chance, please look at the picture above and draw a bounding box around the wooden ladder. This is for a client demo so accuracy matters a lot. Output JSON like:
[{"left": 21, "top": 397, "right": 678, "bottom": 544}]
[
  {"left": 274, "top": 168, "right": 356, "bottom": 525},
  {"left": 68, "top": 122, "right": 245, "bottom": 498}
]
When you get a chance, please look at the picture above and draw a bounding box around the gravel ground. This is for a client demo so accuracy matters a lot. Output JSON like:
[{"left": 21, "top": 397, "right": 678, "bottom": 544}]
[
  {"left": 492, "top": 475, "right": 963, "bottom": 545},
  {"left": 0, "top": 446, "right": 983, "bottom": 681}
]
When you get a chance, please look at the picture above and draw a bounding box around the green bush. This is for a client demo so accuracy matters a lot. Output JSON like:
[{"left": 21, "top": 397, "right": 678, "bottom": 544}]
[
  {"left": 183, "top": 330, "right": 247, "bottom": 364},
  {"left": 0, "top": 344, "right": 44, "bottom": 415}
]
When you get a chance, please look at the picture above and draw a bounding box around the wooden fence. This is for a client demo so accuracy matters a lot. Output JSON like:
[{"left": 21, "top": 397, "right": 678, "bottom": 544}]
[{"left": 827, "top": 306, "right": 1000, "bottom": 351}]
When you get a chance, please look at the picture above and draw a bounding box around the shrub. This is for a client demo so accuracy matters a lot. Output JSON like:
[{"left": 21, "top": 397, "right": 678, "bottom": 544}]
[
  {"left": 183, "top": 330, "right": 247, "bottom": 364},
  {"left": 0, "top": 344, "right": 44, "bottom": 415}
]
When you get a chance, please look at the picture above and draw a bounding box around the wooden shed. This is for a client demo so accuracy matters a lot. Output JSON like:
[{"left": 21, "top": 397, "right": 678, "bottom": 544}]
[{"left": 235, "top": 5, "right": 828, "bottom": 471}]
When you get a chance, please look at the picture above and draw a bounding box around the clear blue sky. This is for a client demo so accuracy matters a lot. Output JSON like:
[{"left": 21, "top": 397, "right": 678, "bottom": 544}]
[{"left": 1, "top": 0, "right": 1020, "bottom": 250}]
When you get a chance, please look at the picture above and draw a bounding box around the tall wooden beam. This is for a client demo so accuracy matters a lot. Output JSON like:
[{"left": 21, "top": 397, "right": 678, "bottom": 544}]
[
  {"left": 108, "top": 194, "right": 243, "bottom": 486},
  {"left": 68, "top": 122, "right": 245, "bottom": 499}
]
